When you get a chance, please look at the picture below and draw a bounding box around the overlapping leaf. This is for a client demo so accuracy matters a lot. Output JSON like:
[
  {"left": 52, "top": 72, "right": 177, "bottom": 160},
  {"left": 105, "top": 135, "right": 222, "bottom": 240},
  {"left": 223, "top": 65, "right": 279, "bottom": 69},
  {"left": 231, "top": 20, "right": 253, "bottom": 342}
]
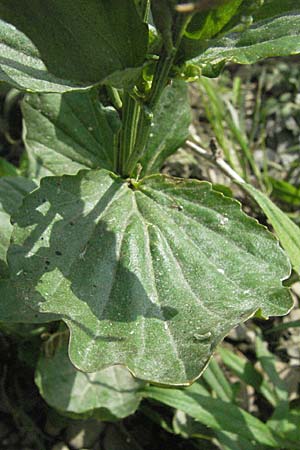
[
  {"left": 0, "top": 0, "right": 148, "bottom": 92},
  {"left": 179, "top": 1, "right": 300, "bottom": 76},
  {"left": 35, "top": 341, "right": 143, "bottom": 420},
  {"left": 8, "top": 169, "right": 292, "bottom": 385},
  {"left": 22, "top": 89, "right": 121, "bottom": 179},
  {"left": 0, "top": 176, "right": 57, "bottom": 323},
  {"left": 0, "top": 176, "right": 35, "bottom": 265}
]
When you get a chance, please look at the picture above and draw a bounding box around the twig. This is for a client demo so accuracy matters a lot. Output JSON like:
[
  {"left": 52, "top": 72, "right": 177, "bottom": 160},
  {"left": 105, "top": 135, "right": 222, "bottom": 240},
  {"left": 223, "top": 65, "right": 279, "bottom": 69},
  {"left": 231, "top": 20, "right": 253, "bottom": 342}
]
[{"left": 186, "top": 139, "right": 245, "bottom": 184}]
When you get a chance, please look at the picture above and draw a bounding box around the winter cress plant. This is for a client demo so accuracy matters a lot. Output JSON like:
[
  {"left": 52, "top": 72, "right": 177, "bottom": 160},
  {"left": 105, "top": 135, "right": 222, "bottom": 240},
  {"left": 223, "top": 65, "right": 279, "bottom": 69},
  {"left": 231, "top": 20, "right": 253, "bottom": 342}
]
[{"left": 0, "top": 0, "right": 300, "bottom": 412}]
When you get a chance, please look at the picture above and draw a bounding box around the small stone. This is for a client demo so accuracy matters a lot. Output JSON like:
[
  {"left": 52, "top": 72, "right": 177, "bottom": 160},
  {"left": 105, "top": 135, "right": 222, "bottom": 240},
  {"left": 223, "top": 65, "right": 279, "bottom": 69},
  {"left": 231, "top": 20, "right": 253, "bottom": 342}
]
[
  {"left": 65, "top": 420, "right": 105, "bottom": 449},
  {"left": 51, "top": 443, "right": 70, "bottom": 450}
]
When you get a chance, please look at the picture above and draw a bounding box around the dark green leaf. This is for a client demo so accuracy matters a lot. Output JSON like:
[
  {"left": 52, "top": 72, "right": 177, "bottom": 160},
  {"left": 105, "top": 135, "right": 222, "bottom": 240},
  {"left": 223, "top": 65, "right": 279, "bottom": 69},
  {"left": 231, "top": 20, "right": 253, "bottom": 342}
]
[
  {"left": 35, "top": 341, "right": 143, "bottom": 420},
  {"left": 8, "top": 170, "right": 291, "bottom": 385},
  {"left": 22, "top": 89, "right": 121, "bottom": 179},
  {"left": 141, "top": 80, "right": 191, "bottom": 175},
  {"left": 0, "top": 279, "right": 58, "bottom": 323},
  {"left": 0, "top": 176, "right": 36, "bottom": 264},
  {"left": 0, "top": 176, "right": 57, "bottom": 323},
  {"left": 0, "top": 0, "right": 148, "bottom": 92}
]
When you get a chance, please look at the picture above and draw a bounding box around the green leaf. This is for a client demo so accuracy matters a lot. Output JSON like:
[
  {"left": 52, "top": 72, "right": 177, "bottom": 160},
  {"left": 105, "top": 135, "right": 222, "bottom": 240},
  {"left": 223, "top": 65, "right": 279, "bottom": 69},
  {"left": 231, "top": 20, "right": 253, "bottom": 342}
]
[
  {"left": 8, "top": 170, "right": 292, "bottom": 385},
  {"left": 240, "top": 182, "right": 300, "bottom": 274},
  {"left": 270, "top": 178, "right": 300, "bottom": 207},
  {"left": 180, "top": 4, "right": 300, "bottom": 76},
  {"left": 218, "top": 346, "right": 278, "bottom": 407},
  {"left": 0, "top": 176, "right": 57, "bottom": 323},
  {"left": 142, "top": 383, "right": 280, "bottom": 447},
  {"left": 0, "top": 0, "right": 148, "bottom": 92},
  {"left": 35, "top": 341, "right": 143, "bottom": 420},
  {"left": 0, "top": 279, "right": 58, "bottom": 323},
  {"left": 0, "top": 176, "right": 36, "bottom": 265},
  {"left": 184, "top": 0, "right": 244, "bottom": 41},
  {"left": 22, "top": 89, "right": 121, "bottom": 179},
  {"left": 140, "top": 80, "right": 191, "bottom": 176},
  {"left": 0, "top": 157, "right": 18, "bottom": 176}
]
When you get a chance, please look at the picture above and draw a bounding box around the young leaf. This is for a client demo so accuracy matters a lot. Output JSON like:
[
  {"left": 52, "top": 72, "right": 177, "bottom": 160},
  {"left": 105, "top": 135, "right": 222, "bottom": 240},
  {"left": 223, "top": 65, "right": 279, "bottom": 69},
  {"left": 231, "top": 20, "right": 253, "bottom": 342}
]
[
  {"left": 22, "top": 90, "right": 121, "bottom": 179},
  {"left": 35, "top": 342, "right": 143, "bottom": 420},
  {"left": 179, "top": 2, "right": 300, "bottom": 77},
  {"left": 0, "top": 0, "right": 148, "bottom": 92},
  {"left": 142, "top": 383, "right": 280, "bottom": 447},
  {"left": 240, "top": 182, "right": 300, "bottom": 274},
  {"left": 8, "top": 170, "right": 292, "bottom": 385},
  {"left": 140, "top": 80, "right": 191, "bottom": 175}
]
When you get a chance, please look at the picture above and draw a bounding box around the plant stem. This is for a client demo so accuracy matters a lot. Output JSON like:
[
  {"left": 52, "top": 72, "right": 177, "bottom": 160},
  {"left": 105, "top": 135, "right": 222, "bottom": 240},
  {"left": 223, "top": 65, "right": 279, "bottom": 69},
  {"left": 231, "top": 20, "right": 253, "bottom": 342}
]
[
  {"left": 124, "top": 13, "right": 192, "bottom": 176},
  {"left": 140, "top": 0, "right": 150, "bottom": 21},
  {"left": 186, "top": 140, "right": 245, "bottom": 183},
  {"left": 118, "top": 92, "right": 141, "bottom": 175},
  {"left": 106, "top": 85, "right": 122, "bottom": 110}
]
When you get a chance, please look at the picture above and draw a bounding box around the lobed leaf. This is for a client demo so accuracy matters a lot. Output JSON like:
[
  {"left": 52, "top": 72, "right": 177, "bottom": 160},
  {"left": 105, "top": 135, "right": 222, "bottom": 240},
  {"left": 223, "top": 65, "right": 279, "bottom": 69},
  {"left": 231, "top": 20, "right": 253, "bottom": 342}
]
[
  {"left": 8, "top": 170, "right": 292, "bottom": 385},
  {"left": 35, "top": 341, "right": 144, "bottom": 420},
  {"left": 0, "top": 0, "right": 148, "bottom": 92}
]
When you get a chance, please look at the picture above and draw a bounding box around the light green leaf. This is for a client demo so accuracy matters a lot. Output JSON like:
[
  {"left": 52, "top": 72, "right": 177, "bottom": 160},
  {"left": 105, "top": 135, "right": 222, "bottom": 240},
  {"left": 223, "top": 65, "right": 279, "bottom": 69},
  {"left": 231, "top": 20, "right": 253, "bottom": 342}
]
[
  {"left": 35, "top": 341, "right": 143, "bottom": 420},
  {"left": 141, "top": 80, "right": 191, "bottom": 175},
  {"left": 241, "top": 182, "right": 300, "bottom": 274},
  {"left": 22, "top": 89, "right": 121, "bottom": 179},
  {"left": 142, "top": 383, "right": 280, "bottom": 447},
  {"left": 180, "top": 4, "right": 300, "bottom": 76},
  {"left": 8, "top": 170, "right": 291, "bottom": 385},
  {"left": 0, "top": 0, "right": 148, "bottom": 92}
]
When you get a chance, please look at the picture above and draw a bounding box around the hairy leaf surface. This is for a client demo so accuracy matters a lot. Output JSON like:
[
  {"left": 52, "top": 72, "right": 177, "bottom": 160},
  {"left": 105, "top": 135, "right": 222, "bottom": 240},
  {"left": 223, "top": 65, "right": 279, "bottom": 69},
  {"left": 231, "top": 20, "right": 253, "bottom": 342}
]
[
  {"left": 0, "top": 0, "right": 148, "bottom": 92},
  {"left": 22, "top": 90, "right": 120, "bottom": 179},
  {"left": 35, "top": 342, "right": 143, "bottom": 420},
  {"left": 8, "top": 170, "right": 292, "bottom": 384}
]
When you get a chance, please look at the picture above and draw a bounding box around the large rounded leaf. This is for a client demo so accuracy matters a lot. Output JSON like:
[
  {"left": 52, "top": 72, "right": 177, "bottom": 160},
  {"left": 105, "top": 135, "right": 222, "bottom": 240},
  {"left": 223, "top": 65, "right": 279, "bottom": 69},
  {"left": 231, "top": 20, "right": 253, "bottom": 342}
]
[
  {"left": 0, "top": 0, "right": 148, "bottom": 92},
  {"left": 8, "top": 170, "right": 292, "bottom": 385},
  {"left": 35, "top": 341, "right": 143, "bottom": 420}
]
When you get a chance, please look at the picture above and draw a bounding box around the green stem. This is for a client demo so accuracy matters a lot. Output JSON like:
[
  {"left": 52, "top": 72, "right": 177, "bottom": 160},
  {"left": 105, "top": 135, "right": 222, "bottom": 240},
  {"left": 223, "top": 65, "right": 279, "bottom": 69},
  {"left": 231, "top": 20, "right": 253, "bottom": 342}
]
[
  {"left": 140, "top": 0, "right": 150, "bottom": 21},
  {"left": 124, "top": 13, "right": 192, "bottom": 176},
  {"left": 106, "top": 85, "right": 122, "bottom": 110},
  {"left": 117, "top": 92, "right": 141, "bottom": 176}
]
